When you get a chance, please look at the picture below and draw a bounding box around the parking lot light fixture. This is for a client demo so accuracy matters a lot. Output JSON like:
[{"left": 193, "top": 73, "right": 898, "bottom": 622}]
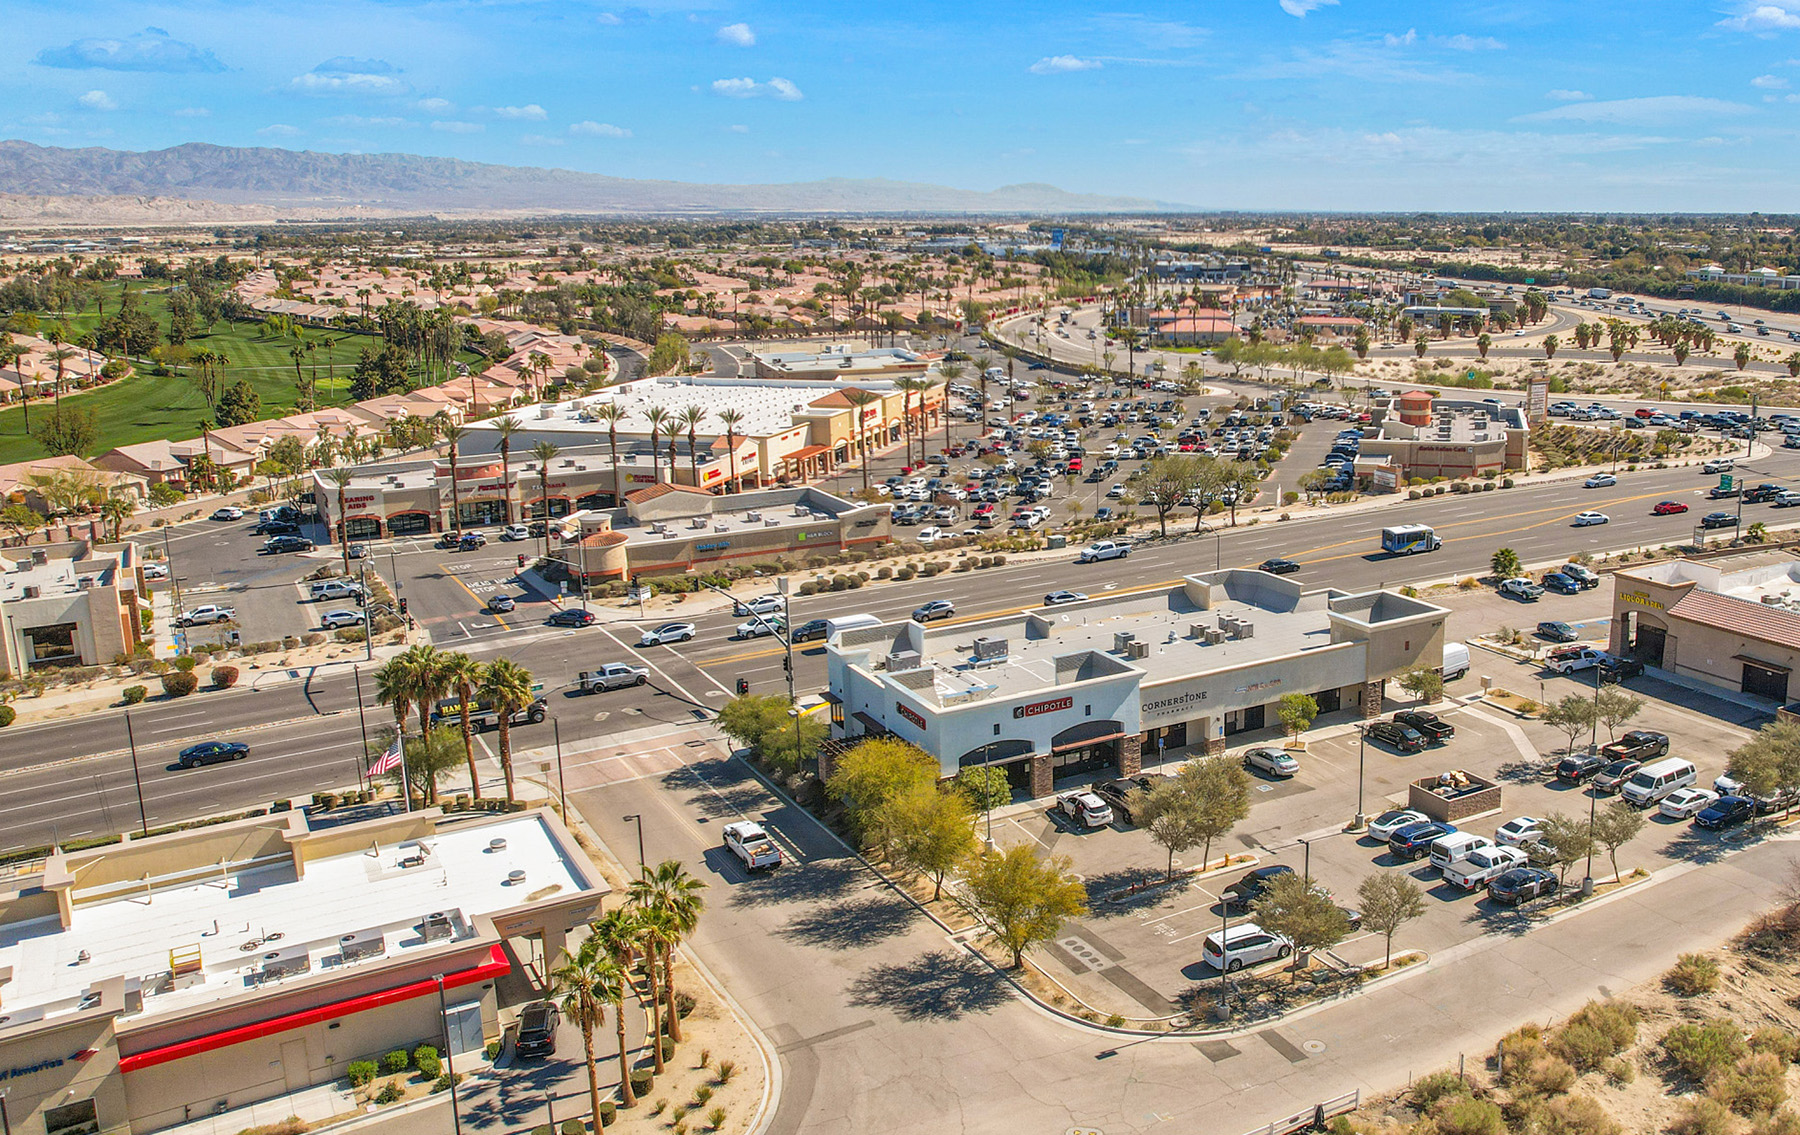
[{"left": 1349, "top": 727, "right": 1369, "bottom": 831}]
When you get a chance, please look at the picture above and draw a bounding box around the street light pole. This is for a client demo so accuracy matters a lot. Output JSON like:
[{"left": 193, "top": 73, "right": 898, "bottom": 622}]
[
  {"left": 124, "top": 712, "right": 148, "bottom": 836},
  {"left": 1352, "top": 726, "right": 1369, "bottom": 830},
  {"left": 622, "top": 813, "right": 646, "bottom": 877},
  {"left": 1582, "top": 662, "right": 1602, "bottom": 897},
  {"left": 433, "top": 975, "right": 464, "bottom": 1135},
  {"left": 552, "top": 718, "right": 567, "bottom": 817},
  {"left": 163, "top": 526, "right": 183, "bottom": 622}
]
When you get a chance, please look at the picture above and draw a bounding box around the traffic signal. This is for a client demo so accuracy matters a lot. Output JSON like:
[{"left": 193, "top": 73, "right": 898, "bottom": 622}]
[
  {"left": 517, "top": 554, "right": 527, "bottom": 569},
  {"left": 782, "top": 655, "right": 790, "bottom": 673},
  {"left": 736, "top": 677, "right": 750, "bottom": 696},
  {"left": 398, "top": 598, "right": 409, "bottom": 616},
  {"left": 354, "top": 592, "right": 365, "bottom": 607}
]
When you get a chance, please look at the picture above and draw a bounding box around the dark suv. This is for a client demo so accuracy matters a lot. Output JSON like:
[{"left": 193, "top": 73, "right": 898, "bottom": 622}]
[
  {"left": 1590, "top": 759, "right": 1642, "bottom": 794},
  {"left": 515, "top": 1000, "right": 560, "bottom": 1057},
  {"left": 1391, "top": 711, "right": 1454, "bottom": 742},
  {"left": 1093, "top": 774, "right": 1174, "bottom": 825},
  {"left": 1221, "top": 865, "right": 1295, "bottom": 911},
  {"left": 1556, "top": 753, "right": 1604, "bottom": 784},
  {"left": 1389, "top": 821, "right": 1456, "bottom": 861},
  {"left": 1364, "top": 720, "right": 1426, "bottom": 754}
]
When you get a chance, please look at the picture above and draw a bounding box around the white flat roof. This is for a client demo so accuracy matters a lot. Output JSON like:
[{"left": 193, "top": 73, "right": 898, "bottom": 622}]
[
  {"left": 0, "top": 813, "right": 586, "bottom": 1032},
  {"left": 464, "top": 376, "right": 894, "bottom": 442}
]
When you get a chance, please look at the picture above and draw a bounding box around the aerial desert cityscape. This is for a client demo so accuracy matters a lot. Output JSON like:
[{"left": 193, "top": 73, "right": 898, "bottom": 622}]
[{"left": 6, "top": 5, "right": 1800, "bottom": 1135}]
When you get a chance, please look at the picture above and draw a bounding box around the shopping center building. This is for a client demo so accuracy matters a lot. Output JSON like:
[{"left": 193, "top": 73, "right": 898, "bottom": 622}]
[
  {"left": 1610, "top": 556, "right": 1800, "bottom": 705},
  {"left": 824, "top": 570, "right": 1450, "bottom": 793},
  {"left": 0, "top": 807, "right": 606, "bottom": 1135}
]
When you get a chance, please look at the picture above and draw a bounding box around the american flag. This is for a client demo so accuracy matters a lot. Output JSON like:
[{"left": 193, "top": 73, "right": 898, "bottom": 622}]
[{"left": 368, "top": 737, "right": 403, "bottom": 777}]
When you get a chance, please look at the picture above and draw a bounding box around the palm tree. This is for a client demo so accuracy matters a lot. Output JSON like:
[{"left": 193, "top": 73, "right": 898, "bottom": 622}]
[
  {"left": 715, "top": 407, "right": 744, "bottom": 493},
  {"left": 630, "top": 859, "right": 707, "bottom": 1044},
  {"left": 633, "top": 905, "right": 672, "bottom": 1073},
  {"left": 439, "top": 652, "right": 484, "bottom": 799},
  {"left": 373, "top": 653, "right": 418, "bottom": 754},
  {"left": 440, "top": 423, "right": 467, "bottom": 535},
  {"left": 404, "top": 642, "right": 449, "bottom": 747},
  {"left": 588, "top": 403, "right": 625, "bottom": 502},
  {"left": 894, "top": 376, "right": 926, "bottom": 468},
  {"left": 590, "top": 906, "right": 643, "bottom": 974},
  {"left": 530, "top": 440, "right": 561, "bottom": 562},
  {"left": 679, "top": 405, "right": 708, "bottom": 488},
  {"left": 478, "top": 657, "right": 534, "bottom": 804},
  {"left": 492, "top": 417, "right": 522, "bottom": 526},
  {"left": 842, "top": 388, "right": 880, "bottom": 493},
  {"left": 644, "top": 407, "right": 671, "bottom": 486},
  {"left": 322, "top": 467, "right": 357, "bottom": 573},
  {"left": 551, "top": 933, "right": 626, "bottom": 1124}
]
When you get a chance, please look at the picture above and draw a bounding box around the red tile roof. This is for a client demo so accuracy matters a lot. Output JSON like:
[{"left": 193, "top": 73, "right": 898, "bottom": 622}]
[
  {"left": 623, "top": 483, "right": 713, "bottom": 504},
  {"left": 1667, "top": 589, "right": 1800, "bottom": 651}
]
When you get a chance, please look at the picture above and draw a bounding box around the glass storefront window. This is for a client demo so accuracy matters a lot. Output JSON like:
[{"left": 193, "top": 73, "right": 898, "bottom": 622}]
[
  {"left": 46, "top": 1099, "right": 99, "bottom": 1135},
  {"left": 25, "top": 622, "right": 78, "bottom": 665}
]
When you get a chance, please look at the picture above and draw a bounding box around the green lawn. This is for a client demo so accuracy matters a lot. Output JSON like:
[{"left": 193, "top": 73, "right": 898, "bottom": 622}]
[{"left": 0, "top": 282, "right": 480, "bottom": 463}]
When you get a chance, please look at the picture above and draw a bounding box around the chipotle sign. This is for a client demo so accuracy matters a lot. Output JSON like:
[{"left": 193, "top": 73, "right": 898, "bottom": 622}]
[{"left": 1012, "top": 696, "right": 1073, "bottom": 719}]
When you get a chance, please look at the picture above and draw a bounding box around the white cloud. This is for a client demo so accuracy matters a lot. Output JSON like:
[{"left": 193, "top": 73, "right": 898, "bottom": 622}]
[
  {"left": 727, "top": 123, "right": 749, "bottom": 133},
  {"left": 493, "top": 104, "right": 547, "bottom": 120},
  {"left": 717, "top": 22, "right": 755, "bottom": 47},
  {"left": 78, "top": 89, "right": 118, "bottom": 111},
  {"left": 711, "top": 76, "right": 803, "bottom": 100},
  {"left": 325, "top": 114, "right": 411, "bottom": 127},
  {"left": 291, "top": 57, "right": 408, "bottom": 97},
  {"left": 1279, "top": 0, "right": 1337, "bottom": 16},
  {"left": 1436, "top": 34, "right": 1504, "bottom": 51},
  {"left": 597, "top": 12, "right": 621, "bottom": 25},
  {"left": 520, "top": 134, "right": 562, "bottom": 146},
  {"left": 172, "top": 106, "right": 210, "bottom": 117},
  {"left": 1515, "top": 95, "right": 1758, "bottom": 124},
  {"left": 415, "top": 97, "right": 453, "bottom": 113},
  {"left": 430, "top": 120, "right": 483, "bottom": 133},
  {"left": 1029, "top": 55, "right": 1102, "bottom": 74},
  {"left": 1720, "top": 2, "right": 1800, "bottom": 31},
  {"left": 570, "top": 120, "right": 631, "bottom": 137},
  {"left": 257, "top": 123, "right": 300, "bottom": 137},
  {"left": 1753, "top": 73, "right": 1790, "bottom": 88},
  {"left": 1546, "top": 89, "right": 1592, "bottom": 101},
  {"left": 37, "top": 28, "right": 225, "bottom": 73},
  {"left": 1383, "top": 29, "right": 1418, "bottom": 47}
]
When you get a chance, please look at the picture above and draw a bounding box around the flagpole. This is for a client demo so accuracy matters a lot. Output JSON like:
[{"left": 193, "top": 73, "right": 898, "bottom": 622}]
[{"left": 396, "top": 730, "right": 413, "bottom": 814}]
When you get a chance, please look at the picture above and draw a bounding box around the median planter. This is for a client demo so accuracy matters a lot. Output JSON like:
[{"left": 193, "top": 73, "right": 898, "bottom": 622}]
[{"left": 1409, "top": 770, "right": 1502, "bottom": 823}]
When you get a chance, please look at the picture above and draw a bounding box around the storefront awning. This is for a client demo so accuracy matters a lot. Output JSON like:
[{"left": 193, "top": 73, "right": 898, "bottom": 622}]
[
  {"left": 1734, "top": 654, "right": 1793, "bottom": 673},
  {"left": 820, "top": 690, "right": 843, "bottom": 706},
  {"left": 852, "top": 711, "right": 889, "bottom": 735},
  {"left": 1053, "top": 732, "right": 1124, "bottom": 753},
  {"left": 787, "top": 444, "right": 831, "bottom": 462}
]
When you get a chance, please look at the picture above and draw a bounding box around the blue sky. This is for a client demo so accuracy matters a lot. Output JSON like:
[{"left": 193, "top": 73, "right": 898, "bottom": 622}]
[{"left": 4, "top": 0, "right": 1800, "bottom": 211}]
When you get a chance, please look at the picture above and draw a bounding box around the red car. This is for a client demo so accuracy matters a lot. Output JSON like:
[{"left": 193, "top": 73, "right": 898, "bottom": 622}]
[
  {"left": 1653, "top": 500, "right": 1690, "bottom": 515},
  {"left": 972, "top": 503, "right": 995, "bottom": 517},
  {"left": 1635, "top": 408, "right": 1656, "bottom": 418}
]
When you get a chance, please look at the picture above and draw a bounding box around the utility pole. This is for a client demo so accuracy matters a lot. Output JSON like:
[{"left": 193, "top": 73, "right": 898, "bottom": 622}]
[{"left": 124, "top": 712, "right": 148, "bottom": 835}]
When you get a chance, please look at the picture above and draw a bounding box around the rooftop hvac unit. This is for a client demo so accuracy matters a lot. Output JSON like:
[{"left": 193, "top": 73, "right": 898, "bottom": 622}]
[
  {"left": 972, "top": 637, "right": 1008, "bottom": 660},
  {"left": 1113, "top": 631, "right": 1136, "bottom": 653},
  {"left": 714, "top": 525, "right": 730, "bottom": 533},
  {"left": 1236, "top": 621, "right": 1255, "bottom": 639},
  {"left": 1204, "top": 628, "right": 1226, "bottom": 645},
  {"left": 1189, "top": 622, "right": 1208, "bottom": 638},
  {"left": 30, "top": 550, "right": 48, "bottom": 565},
  {"left": 420, "top": 911, "right": 455, "bottom": 943},
  {"left": 745, "top": 512, "right": 761, "bottom": 522},
  {"left": 764, "top": 518, "right": 780, "bottom": 527},
  {"left": 337, "top": 929, "right": 386, "bottom": 964},
  {"left": 886, "top": 650, "right": 923, "bottom": 672},
  {"left": 258, "top": 942, "right": 311, "bottom": 982},
  {"left": 22, "top": 586, "right": 40, "bottom": 600},
  {"left": 1127, "top": 641, "right": 1150, "bottom": 660}
]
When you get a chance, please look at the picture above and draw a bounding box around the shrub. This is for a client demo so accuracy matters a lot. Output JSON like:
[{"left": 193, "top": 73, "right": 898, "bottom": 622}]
[
  {"left": 1752, "top": 1027, "right": 1800, "bottom": 1064},
  {"left": 335, "top": 627, "right": 368, "bottom": 644},
  {"left": 706, "top": 1107, "right": 726, "bottom": 1131},
  {"left": 1411, "top": 1071, "right": 1471, "bottom": 1109},
  {"left": 175, "top": 654, "right": 200, "bottom": 673},
  {"left": 413, "top": 1045, "right": 441, "bottom": 1079},
  {"left": 694, "top": 1085, "right": 713, "bottom": 1105},
  {"left": 373, "top": 1082, "right": 403, "bottom": 1105},
  {"left": 1672, "top": 1098, "right": 1739, "bottom": 1135},
  {"left": 1537, "top": 1095, "right": 1621, "bottom": 1135},
  {"left": 381, "top": 1049, "right": 410, "bottom": 1075},
  {"left": 660, "top": 1037, "right": 675, "bottom": 1062},
  {"left": 1668, "top": 953, "right": 1722, "bottom": 995},
  {"left": 1498, "top": 1024, "right": 1548, "bottom": 1086},
  {"left": 1521, "top": 1054, "right": 1577, "bottom": 1096},
  {"left": 1664, "top": 1019, "right": 1747, "bottom": 1082},
  {"left": 561, "top": 1121, "right": 586, "bottom": 1135},
  {"left": 1553, "top": 1001, "right": 1639, "bottom": 1070},
  {"left": 484, "top": 1040, "right": 501, "bottom": 1061},
  {"left": 161, "top": 672, "right": 199, "bottom": 698},
  {"left": 1604, "top": 1057, "right": 1636, "bottom": 1086},
  {"left": 715, "top": 1059, "right": 737, "bottom": 1084},
  {"left": 432, "top": 1073, "right": 461, "bottom": 1094},
  {"left": 596, "top": 1101, "right": 616, "bottom": 1127},
  {"left": 346, "top": 1060, "right": 378, "bottom": 1087},
  {"left": 1712, "top": 1052, "right": 1790, "bottom": 1117},
  {"left": 122, "top": 685, "right": 148, "bottom": 705},
  {"left": 1551, "top": 1023, "right": 1616, "bottom": 1073},
  {"left": 212, "top": 665, "right": 239, "bottom": 689},
  {"left": 1433, "top": 1096, "right": 1505, "bottom": 1135},
  {"left": 303, "top": 632, "right": 327, "bottom": 647},
  {"left": 676, "top": 991, "right": 696, "bottom": 1017},
  {"left": 630, "top": 1069, "right": 654, "bottom": 1096},
  {"left": 1753, "top": 1111, "right": 1800, "bottom": 1135}
]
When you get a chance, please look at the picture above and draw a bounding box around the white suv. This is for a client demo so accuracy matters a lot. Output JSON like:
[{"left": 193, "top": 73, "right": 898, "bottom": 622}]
[
  {"left": 1704, "top": 459, "right": 1735, "bottom": 474},
  {"left": 723, "top": 821, "right": 782, "bottom": 871},
  {"left": 1078, "top": 541, "right": 1130, "bottom": 563},
  {"left": 1201, "top": 923, "right": 1293, "bottom": 972}
]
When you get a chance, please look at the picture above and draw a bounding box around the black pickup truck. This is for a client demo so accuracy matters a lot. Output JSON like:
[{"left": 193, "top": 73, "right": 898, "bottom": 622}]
[
  {"left": 1600, "top": 730, "right": 1670, "bottom": 763},
  {"left": 1391, "top": 710, "right": 1455, "bottom": 742}
]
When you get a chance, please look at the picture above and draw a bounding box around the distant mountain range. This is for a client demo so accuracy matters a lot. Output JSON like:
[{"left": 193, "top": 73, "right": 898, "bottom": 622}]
[{"left": 0, "top": 140, "right": 1179, "bottom": 220}]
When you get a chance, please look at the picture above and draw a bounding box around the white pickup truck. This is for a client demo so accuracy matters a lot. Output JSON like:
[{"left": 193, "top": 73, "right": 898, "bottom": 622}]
[
  {"left": 1442, "top": 846, "right": 1528, "bottom": 891},
  {"left": 1077, "top": 540, "right": 1130, "bottom": 563},
  {"left": 575, "top": 663, "right": 649, "bottom": 693},
  {"left": 722, "top": 820, "right": 782, "bottom": 871}
]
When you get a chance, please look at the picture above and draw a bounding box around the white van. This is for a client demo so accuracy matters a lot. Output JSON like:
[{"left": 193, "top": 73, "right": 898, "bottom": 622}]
[
  {"left": 1201, "top": 922, "right": 1293, "bottom": 973},
  {"left": 1620, "top": 758, "right": 1698, "bottom": 807},
  {"left": 1441, "top": 642, "right": 1471, "bottom": 681},
  {"left": 1429, "top": 831, "right": 1494, "bottom": 873}
]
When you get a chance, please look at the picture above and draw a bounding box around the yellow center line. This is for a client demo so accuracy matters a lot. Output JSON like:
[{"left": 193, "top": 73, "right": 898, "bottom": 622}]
[{"left": 442, "top": 561, "right": 511, "bottom": 627}]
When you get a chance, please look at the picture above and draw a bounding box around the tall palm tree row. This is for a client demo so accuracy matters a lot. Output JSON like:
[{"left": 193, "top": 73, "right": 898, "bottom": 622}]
[
  {"left": 551, "top": 933, "right": 631, "bottom": 1120},
  {"left": 478, "top": 657, "right": 535, "bottom": 804},
  {"left": 629, "top": 860, "right": 707, "bottom": 1045},
  {"left": 321, "top": 467, "right": 357, "bottom": 573},
  {"left": 372, "top": 649, "right": 536, "bottom": 803},
  {"left": 439, "top": 423, "right": 468, "bottom": 534},
  {"left": 715, "top": 407, "right": 744, "bottom": 493},
  {"left": 492, "top": 416, "right": 522, "bottom": 525},
  {"left": 644, "top": 406, "right": 670, "bottom": 487},
  {"left": 530, "top": 440, "right": 561, "bottom": 562},
  {"left": 841, "top": 388, "right": 880, "bottom": 494},
  {"left": 437, "top": 651, "right": 484, "bottom": 800},
  {"left": 593, "top": 403, "right": 625, "bottom": 503},
  {"left": 679, "top": 405, "right": 708, "bottom": 488}
]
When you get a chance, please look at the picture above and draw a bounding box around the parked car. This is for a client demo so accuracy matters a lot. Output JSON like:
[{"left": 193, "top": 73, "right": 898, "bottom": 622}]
[
  {"left": 1391, "top": 710, "right": 1453, "bottom": 742},
  {"left": 1600, "top": 730, "right": 1670, "bottom": 762},
  {"left": 1540, "top": 572, "right": 1579, "bottom": 595},
  {"left": 1571, "top": 511, "right": 1610, "bottom": 527},
  {"left": 1659, "top": 787, "right": 1719, "bottom": 820},
  {"left": 912, "top": 600, "right": 956, "bottom": 622},
  {"left": 319, "top": 609, "right": 362, "bottom": 629},
  {"left": 1367, "top": 809, "right": 1429, "bottom": 841},
  {"left": 722, "top": 820, "right": 783, "bottom": 870},
  {"left": 1652, "top": 500, "right": 1690, "bottom": 515},
  {"left": 1222, "top": 865, "right": 1295, "bottom": 910},
  {"left": 263, "top": 535, "right": 315, "bottom": 554},
  {"left": 311, "top": 579, "right": 365, "bottom": 601},
  {"left": 1364, "top": 720, "right": 1427, "bottom": 753},
  {"left": 1486, "top": 867, "right": 1559, "bottom": 906},
  {"left": 1092, "top": 775, "right": 1173, "bottom": 824},
  {"left": 1584, "top": 473, "right": 1617, "bottom": 488},
  {"left": 576, "top": 663, "right": 649, "bottom": 692},
  {"left": 1052, "top": 790, "right": 1114, "bottom": 829},
  {"left": 1536, "top": 621, "right": 1579, "bottom": 643},
  {"left": 639, "top": 622, "right": 697, "bottom": 646},
  {"left": 1043, "top": 590, "right": 1088, "bottom": 606},
  {"left": 1389, "top": 821, "right": 1457, "bottom": 861},
  {"left": 1202, "top": 923, "right": 1293, "bottom": 972},
  {"left": 1546, "top": 647, "right": 1608, "bottom": 674},
  {"left": 1599, "top": 656, "right": 1646, "bottom": 683},
  {"left": 1078, "top": 540, "right": 1131, "bottom": 563},
  {"left": 1257, "top": 558, "right": 1301, "bottom": 575},
  {"left": 1590, "top": 759, "right": 1643, "bottom": 794},
  {"left": 1499, "top": 577, "right": 1544, "bottom": 601},
  {"left": 1443, "top": 846, "right": 1528, "bottom": 891},
  {"left": 1704, "top": 458, "right": 1736, "bottom": 474},
  {"left": 1556, "top": 753, "right": 1605, "bottom": 783},
  {"left": 142, "top": 562, "right": 169, "bottom": 581},
  {"left": 1695, "top": 796, "right": 1756, "bottom": 830},
  {"left": 177, "top": 604, "right": 236, "bottom": 626},
  {"left": 501, "top": 524, "right": 531, "bottom": 542},
  {"left": 788, "top": 618, "right": 830, "bottom": 643},
  {"left": 547, "top": 609, "right": 596, "bottom": 628},
  {"left": 177, "top": 740, "right": 250, "bottom": 769},
  {"left": 347, "top": 542, "right": 370, "bottom": 559},
  {"left": 514, "top": 1001, "right": 561, "bottom": 1058},
  {"left": 736, "top": 614, "right": 788, "bottom": 639},
  {"left": 1495, "top": 816, "right": 1544, "bottom": 847},
  {"left": 1242, "top": 747, "right": 1300, "bottom": 778}
]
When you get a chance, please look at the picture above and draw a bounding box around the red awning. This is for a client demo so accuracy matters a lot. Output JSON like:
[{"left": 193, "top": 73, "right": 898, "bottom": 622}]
[{"left": 117, "top": 945, "right": 510, "bottom": 1073}]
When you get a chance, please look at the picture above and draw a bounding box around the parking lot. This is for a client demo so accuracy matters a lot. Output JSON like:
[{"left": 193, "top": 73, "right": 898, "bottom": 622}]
[{"left": 1000, "top": 650, "right": 1773, "bottom": 1020}]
